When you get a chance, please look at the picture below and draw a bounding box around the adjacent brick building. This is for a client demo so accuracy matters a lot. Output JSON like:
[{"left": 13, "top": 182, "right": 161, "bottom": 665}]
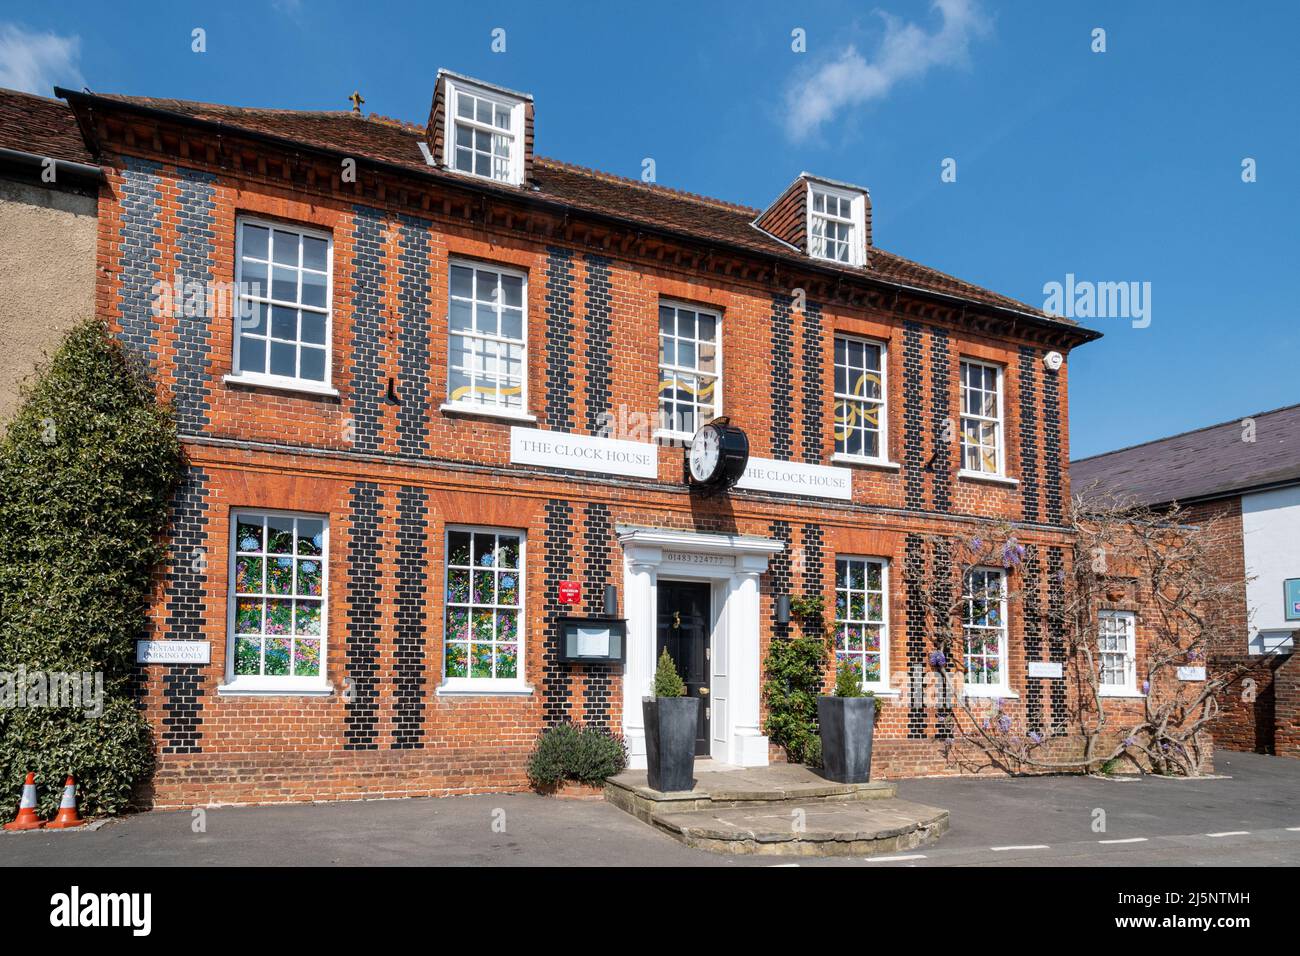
[
  {"left": 25, "top": 71, "right": 1115, "bottom": 805},
  {"left": 0, "top": 91, "right": 101, "bottom": 427},
  {"left": 1074, "top": 404, "right": 1300, "bottom": 757}
]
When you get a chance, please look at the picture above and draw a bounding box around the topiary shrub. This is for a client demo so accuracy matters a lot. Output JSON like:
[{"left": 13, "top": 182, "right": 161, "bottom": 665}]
[
  {"left": 835, "top": 660, "right": 865, "bottom": 697},
  {"left": 0, "top": 320, "right": 183, "bottom": 816},
  {"left": 526, "top": 722, "right": 628, "bottom": 788},
  {"left": 653, "top": 647, "right": 686, "bottom": 698},
  {"left": 762, "top": 634, "right": 827, "bottom": 765}
]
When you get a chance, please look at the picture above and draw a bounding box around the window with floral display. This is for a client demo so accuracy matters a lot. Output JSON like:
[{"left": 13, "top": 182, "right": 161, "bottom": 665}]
[
  {"left": 834, "top": 557, "right": 889, "bottom": 689},
  {"left": 962, "top": 567, "right": 1008, "bottom": 690},
  {"left": 444, "top": 528, "right": 523, "bottom": 685},
  {"left": 227, "top": 512, "right": 327, "bottom": 689}
]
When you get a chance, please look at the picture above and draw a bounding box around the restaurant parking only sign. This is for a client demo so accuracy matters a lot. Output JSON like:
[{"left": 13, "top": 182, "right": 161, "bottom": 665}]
[{"left": 1285, "top": 578, "right": 1300, "bottom": 621}]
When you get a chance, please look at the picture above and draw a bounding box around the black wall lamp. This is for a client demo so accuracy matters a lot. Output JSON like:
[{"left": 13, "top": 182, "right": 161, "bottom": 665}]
[
  {"left": 603, "top": 583, "right": 618, "bottom": 616},
  {"left": 775, "top": 594, "right": 791, "bottom": 624}
]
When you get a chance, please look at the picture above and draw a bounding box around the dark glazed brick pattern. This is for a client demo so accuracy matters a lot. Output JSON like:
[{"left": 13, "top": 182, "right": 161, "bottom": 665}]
[
  {"left": 542, "top": 500, "right": 574, "bottom": 725},
  {"left": 905, "top": 533, "right": 928, "bottom": 738},
  {"left": 396, "top": 215, "right": 432, "bottom": 456},
  {"left": 583, "top": 254, "right": 613, "bottom": 436},
  {"left": 344, "top": 482, "right": 383, "bottom": 750},
  {"left": 393, "top": 485, "right": 428, "bottom": 749},
  {"left": 927, "top": 325, "right": 952, "bottom": 512},
  {"left": 161, "top": 465, "right": 209, "bottom": 755},
  {"left": 1047, "top": 546, "right": 1068, "bottom": 735},
  {"left": 171, "top": 167, "right": 217, "bottom": 433},
  {"left": 115, "top": 158, "right": 163, "bottom": 361},
  {"left": 800, "top": 301, "right": 824, "bottom": 464},
  {"left": 581, "top": 502, "right": 615, "bottom": 726},
  {"left": 1022, "top": 546, "right": 1044, "bottom": 736},
  {"left": 902, "top": 322, "right": 925, "bottom": 510},
  {"left": 348, "top": 206, "right": 384, "bottom": 454},
  {"left": 1043, "top": 366, "right": 1064, "bottom": 525},
  {"left": 769, "top": 293, "right": 794, "bottom": 461},
  {"left": 1018, "top": 346, "right": 1042, "bottom": 523},
  {"left": 931, "top": 537, "right": 954, "bottom": 739},
  {"left": 544, "top": 247, "right": 575, "bottom": 431},
  {"left": 767, "top": 520, "right": 793, "bottom": 642}
]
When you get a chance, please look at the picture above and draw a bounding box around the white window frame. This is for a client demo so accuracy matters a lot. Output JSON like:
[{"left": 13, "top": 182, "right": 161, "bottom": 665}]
[
  {"left": 654, "top": 299, "right": 724, "bottom": 442},
  {"left": 441, "top": 76, "right": 527, "bottom": 187},
  {"left": 962, "top": 566, "right": 1010, "bottom": 696},
  {"left": 438, "top": 525, "right": 529, "bottom": 695},
  {"left": 441, "top": 258, "right": 530, "bottom": 420},
  {"left": 959, "top": 359, "right": 1006, "bottom": 478},
  {"left": 834, "top": 556, "right": 891, "bottom": 692},
  {"left": 1098, "top": 609, "right": 1141, "bottom": 697},
  {"left": 807, "top": 183, "right": 866, "bottom": 267},
  {"left": 832, "top": 334, "right": 889, "bottom": 465},
  {"left": 220, "top": 509, "right": 331, "bottom": 696},
  {"left": 228, "top": 217, "right": 336, "bottom": 396}
]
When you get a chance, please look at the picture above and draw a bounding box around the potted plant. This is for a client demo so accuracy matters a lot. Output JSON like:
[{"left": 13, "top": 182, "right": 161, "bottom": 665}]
[
  {"left": 641, "top": 648, "right": 697, "bottom": 792},
  {"left": 817, "top": 661, "right": 878, "bottom": 783}
]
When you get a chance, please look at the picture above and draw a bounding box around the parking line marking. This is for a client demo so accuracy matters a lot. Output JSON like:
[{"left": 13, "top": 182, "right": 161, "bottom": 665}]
[
  {"left": 991, "top": 844, "right": 1049, "bottom": 851},
  {"left": 1206, "top": 831, "right": 1250, "bottom": 837},
  {"left": 1098, "top": 837, "right": 1148, "bottom": 844},
  {"left": 866, "top": 854, "right": 927, "bottom": 862},
  {"left": 1287, "top": 827, "right": 1300, "bottom": 832}
]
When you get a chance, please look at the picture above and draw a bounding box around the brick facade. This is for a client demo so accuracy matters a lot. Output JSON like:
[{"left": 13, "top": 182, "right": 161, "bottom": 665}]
[{"left": 75, "top": 89, "right": 1111, "bottom": 807}]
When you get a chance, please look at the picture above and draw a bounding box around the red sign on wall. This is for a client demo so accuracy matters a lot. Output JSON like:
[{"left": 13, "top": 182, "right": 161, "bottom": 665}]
[{"left": 558, "top": 581, "right": 582, "bottom": 605}]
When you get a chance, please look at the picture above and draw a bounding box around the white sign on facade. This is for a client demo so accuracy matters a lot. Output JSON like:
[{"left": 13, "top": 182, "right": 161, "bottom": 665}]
[
  {"left": 1027, "top": 661, "right": 1063, "bottom": 678},
  {"left": 735, "top": 457, "right": 852, "bottom": 501},
  {"left": 510, "top": 426, "right": 658, "bottom": 479},
  {"left": 136, "top": 641, "right": 211, "bottom": 665},
  {"left": 1177, "top": 666, "right": 1207, "bottom": 681}
]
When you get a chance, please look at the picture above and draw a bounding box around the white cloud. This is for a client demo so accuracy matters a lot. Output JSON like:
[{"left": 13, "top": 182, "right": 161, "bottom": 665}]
[
  {"left": 0, "top": 23, "right": 83, "bottom": 96},
  {"left": 783, "top": 0, "right": 991, "bottom": 141}
]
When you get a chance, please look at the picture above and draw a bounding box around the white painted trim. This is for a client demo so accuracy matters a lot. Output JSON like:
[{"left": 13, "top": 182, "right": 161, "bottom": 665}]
[
  {"left": 833, "top": 333, "right": 888, "bottom": 461},
  {"left": 806, "top": 181, "right": 867, "bottom": 267},
  {"left": 958, "top": 469, "right": 1019, "bottom": 486},
  {"left": 617, "top": 526, "right": 782, "bottom": 769},
  {"left": 435, "top": 681, "right": 533, "bottom": 697},
  {"left": 657, "top": 298, "right": 723, "bottom": 433},
  {"left": 439, "top": 402, "right": 537, "bottom": 424},
  {"left": 223, "top": 373, "right": 340, "bottom": 398},
  {"left": 959, "top": 358, "right": 1007, "bottom": 478},
  {"left": 831, "top": 453, "right": 901, "bottom": 470},
  {"left": 446, "top": 258, "right": 530, "bottom": 415},
  {"left": 440, "top": 75, "right": 527, "bottom": 186},
  {"left": 217, "top": 682, "right": 334, "bottom": 697},
  {"left": 442, "top": 525, "right": 527, "bottom": 686}
]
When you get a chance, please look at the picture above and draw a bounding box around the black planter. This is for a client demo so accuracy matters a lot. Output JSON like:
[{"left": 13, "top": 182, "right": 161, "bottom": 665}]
[
  {"left": 817, "top": 696, "right": 876, "bottom": 784},
  {"left": 642, "top": 696, "right": 698, "bottom": 792}
]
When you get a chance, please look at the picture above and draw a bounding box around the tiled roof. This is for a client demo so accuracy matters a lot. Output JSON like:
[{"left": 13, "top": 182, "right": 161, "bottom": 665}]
[
  {"left": 0, "top": 89, "right": 96, "bottom": 165},
  {"left": 72, "top": 92, "right": 1092, "bottom": 331},
  {"left": 1072, "top": 403, "right": 1300, "bottom": 506}
]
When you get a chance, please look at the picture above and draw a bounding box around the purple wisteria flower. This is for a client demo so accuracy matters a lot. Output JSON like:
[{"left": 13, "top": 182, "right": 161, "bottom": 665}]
[
  {"left": 969, "top": 537, "right": 984, "bottom": 552},
  {"left": 1141, "top": 680, "right": 1150, "bottom": 694},
  {"left": 997, "top": 713, "right": 1013, "bottom": 733},
  {"left": 928, "top": 650, "right": 947, "bottom": 669},
  {"left": 1123, "top": 736, "right": 1137, "bottom": 747},
  {"left": 1187, "top": 649, "right": 1201, "bottom": 661},
  {"left": 1028, "top": 731, "right": 1043, "bottom": 744},
  {"left": 1000, "top": 538, "right": 1026, "bottom": 567}
]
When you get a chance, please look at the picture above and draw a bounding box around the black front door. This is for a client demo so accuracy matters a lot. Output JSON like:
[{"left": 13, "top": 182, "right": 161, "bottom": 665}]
[{"left": 656, "top": 580, "right": 711, "bottom": 756}]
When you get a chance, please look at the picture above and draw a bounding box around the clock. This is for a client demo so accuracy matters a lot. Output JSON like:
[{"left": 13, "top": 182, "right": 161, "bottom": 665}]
[{"left": 687, "top": 418, "right": 749, "bottom": 493}]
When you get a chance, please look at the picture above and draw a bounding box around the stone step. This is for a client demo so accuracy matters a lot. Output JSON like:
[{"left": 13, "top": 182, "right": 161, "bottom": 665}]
[
  {"left": 651, "top": 798, "right": 950, "bottom": 857},
  {"left": 604, "top": 763, "right": 897, "bottom": 826}
]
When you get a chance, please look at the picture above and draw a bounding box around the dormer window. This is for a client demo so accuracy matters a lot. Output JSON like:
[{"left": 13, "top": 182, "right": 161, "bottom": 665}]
[
  {"left": 441, "top": 75, "right": 527, "bottom": 186},
  {"left": 808, "top": 183, "right": 866, "bottom": 266}
]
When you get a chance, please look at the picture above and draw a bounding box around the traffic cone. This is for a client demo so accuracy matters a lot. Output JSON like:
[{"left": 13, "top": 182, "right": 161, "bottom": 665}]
[
  {"left": 3, "top": 772, "right": 44, "bottom": 830},
  {"left": 45, "top": 776, "right": 85, "bottom": 829}
]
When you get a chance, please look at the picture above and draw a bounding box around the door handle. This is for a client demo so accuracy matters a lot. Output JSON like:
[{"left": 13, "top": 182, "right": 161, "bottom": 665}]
[{"left": 698, "top": 687, "right": 709, "bottom": 696}]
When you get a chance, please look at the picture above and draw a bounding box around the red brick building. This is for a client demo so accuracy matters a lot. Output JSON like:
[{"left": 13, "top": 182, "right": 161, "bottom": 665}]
[
  {"left": 40, "top": 72, "right": 1111, "bottom": 806},
  {"left": 1073, "top": 405, "right": 1300, "bottom": 757}
]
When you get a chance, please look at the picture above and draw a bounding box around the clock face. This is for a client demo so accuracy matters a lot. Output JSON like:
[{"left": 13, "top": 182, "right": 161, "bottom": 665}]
[{"left": 689, "top": 424, "right": 722, "bottom": 482}]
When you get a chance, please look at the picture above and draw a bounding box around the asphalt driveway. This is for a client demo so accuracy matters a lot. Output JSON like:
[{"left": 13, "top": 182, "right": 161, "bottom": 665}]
[{"left": 2, "top": 751, "right": 1296, "bottom": 866}]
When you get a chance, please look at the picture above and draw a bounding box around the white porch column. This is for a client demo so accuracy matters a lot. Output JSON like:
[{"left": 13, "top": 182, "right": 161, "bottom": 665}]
[
  {"left": 621, "top": 544, "right": 660, "bottom": 768},
  {"left": 729, "top": 554, "right": 770, "bottom": 766}
]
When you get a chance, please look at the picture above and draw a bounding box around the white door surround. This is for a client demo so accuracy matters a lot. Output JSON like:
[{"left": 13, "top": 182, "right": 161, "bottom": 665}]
[{"left": 617, "top": 525, "right": 783, "bottom": 769}]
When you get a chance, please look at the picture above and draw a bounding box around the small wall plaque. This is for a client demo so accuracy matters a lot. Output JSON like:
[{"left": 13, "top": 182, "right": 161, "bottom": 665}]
[
  {"left": 1177, "top": 666, "right": 1207, "bottom": 681},
  {"left": 136, "top": 641, "right": 211, "bottom": 665},
  {"left": 1027, "top": 661, "right": 1063, "bottom": 679}
]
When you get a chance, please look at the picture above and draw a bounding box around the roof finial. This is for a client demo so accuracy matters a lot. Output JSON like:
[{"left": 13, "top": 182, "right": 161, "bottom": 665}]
[{"left": 349, "top": 90, "right": 365, "bottom": 115}]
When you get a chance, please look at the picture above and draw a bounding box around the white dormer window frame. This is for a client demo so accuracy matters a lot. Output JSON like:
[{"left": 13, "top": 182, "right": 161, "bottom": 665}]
[
  {"left": 442, "top": 76, "right": 527, "bottom": 187},
  {"left": 807, "top": 182, "right": 866, "bottom": 267}
]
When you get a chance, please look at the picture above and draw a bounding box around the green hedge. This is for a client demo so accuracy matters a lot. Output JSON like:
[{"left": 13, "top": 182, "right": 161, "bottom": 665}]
[{"left": 0, "top": 321, "right": 182, "bottom": 816}]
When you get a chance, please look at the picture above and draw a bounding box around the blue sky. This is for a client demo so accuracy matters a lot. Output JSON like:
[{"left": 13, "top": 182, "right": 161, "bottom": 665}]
[{"left": 2, "top": 0, "right": 1296, "bottom": 459}]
